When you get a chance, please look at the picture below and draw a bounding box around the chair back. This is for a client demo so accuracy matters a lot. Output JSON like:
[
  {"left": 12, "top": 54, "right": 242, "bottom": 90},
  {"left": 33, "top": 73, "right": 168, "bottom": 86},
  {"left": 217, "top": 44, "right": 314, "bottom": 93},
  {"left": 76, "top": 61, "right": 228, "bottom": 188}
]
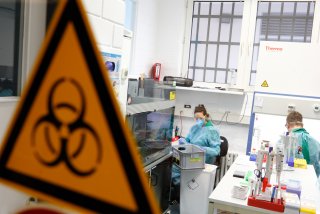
[{"left": 219, "top": 136, "right": 228, "bottom": 157}]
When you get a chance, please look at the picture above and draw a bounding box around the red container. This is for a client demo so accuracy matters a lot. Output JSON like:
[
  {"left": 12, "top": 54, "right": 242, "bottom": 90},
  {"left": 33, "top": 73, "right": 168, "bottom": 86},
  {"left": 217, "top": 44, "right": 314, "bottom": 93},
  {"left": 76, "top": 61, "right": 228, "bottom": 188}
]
[{"left": 247, "top": 196, "right": 285, "bottom": 212}]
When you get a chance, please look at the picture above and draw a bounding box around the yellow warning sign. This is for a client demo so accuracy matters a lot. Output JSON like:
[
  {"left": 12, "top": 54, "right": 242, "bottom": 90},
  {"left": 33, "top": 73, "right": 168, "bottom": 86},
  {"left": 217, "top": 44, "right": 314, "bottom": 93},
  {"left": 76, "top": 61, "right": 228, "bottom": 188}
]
[
  {"left": 261, "top": 80, "right": 269, "bottom": 87},
  {"left": 0, "top": 0, "right": 159, "bottom": 213}
]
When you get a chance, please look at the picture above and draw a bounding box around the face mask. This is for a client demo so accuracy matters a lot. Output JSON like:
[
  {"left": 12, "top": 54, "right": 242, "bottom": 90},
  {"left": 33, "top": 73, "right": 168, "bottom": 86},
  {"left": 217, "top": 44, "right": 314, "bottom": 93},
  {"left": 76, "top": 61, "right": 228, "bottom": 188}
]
[{"left": 196, "top": 118, "right": 204, "bottom": 126}]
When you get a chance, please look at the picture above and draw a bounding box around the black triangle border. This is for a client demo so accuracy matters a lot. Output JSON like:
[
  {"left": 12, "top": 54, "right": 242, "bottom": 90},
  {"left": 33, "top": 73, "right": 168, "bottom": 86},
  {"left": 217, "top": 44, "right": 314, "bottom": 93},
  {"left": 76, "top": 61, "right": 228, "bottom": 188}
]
[{"left": 0, "top": 0, "right": 153, "bottom": 213}]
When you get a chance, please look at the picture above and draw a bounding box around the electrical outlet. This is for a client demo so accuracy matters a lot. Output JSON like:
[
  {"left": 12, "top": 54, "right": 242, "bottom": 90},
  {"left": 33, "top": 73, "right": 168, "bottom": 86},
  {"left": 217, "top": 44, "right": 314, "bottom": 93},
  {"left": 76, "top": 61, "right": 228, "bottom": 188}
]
[
  {"left": 288, "top": 104, "right": 296, "bottom": 112},
  {"left": 313, "top": 104, "right": 320, "bottom": 112}
]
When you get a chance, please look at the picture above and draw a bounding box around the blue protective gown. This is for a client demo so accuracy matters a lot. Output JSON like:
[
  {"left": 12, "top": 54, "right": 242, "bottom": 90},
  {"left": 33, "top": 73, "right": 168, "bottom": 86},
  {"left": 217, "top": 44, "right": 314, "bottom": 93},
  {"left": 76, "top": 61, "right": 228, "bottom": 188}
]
[
  {"left": 172, "top": 121, "right": 221, "bottom": 185},
  {"left": 185, "top": 120, "right": 221, "bottom": 163},
  {"left": 292, "top": 128, "right": 320, "bottom": 177}
]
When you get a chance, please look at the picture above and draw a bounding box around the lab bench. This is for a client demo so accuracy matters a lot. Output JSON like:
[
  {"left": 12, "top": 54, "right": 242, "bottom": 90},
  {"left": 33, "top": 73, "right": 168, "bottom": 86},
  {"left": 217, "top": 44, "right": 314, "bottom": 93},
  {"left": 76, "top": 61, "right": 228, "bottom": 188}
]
[{"left": 208, "top": 155, "right": 320, "bottom": 214}]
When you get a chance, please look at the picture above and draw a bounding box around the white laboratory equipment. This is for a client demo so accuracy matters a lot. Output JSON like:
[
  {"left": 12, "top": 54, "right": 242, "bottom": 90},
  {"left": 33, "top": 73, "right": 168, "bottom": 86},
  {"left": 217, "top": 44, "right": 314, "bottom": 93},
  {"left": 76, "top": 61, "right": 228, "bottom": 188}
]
[{"left": 180, "top": 164, "right": 217, "bottom": 214}]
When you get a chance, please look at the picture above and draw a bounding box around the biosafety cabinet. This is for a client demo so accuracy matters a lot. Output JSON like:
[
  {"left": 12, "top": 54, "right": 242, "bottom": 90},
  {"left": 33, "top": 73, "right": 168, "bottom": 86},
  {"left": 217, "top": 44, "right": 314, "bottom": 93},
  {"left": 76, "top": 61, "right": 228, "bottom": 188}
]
[{"left": 126, "top": 78, "right": 176, "bottom": 212}]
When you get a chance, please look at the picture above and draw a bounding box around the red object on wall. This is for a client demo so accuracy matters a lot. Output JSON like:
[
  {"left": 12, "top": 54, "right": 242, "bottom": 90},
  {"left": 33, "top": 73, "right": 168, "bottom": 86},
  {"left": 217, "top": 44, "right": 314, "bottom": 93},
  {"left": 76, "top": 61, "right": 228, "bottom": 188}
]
[{"left": 152, "top": 63, "right": 161, "bottom": 81}]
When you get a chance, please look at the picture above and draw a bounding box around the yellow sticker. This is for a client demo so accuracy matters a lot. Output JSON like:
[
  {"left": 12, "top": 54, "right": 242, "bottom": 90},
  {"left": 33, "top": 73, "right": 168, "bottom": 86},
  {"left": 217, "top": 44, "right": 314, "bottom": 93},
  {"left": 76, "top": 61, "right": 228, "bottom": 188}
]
[
  {"left": 261, "top": 80, "right": 269, "bottom": 87},
  {"left": 189, "top": 158, "right": 201, "bottom": 162},
  {"left": 170, "top": 91, "right": 176, "bottom": 100}
]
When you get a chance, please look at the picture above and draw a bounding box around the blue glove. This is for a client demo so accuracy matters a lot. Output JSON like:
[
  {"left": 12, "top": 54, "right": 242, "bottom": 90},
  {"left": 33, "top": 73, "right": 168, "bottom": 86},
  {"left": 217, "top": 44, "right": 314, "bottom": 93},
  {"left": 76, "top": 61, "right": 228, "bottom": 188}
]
[{"left": 179, "top": 138, "right": 187, "bottom": 145}]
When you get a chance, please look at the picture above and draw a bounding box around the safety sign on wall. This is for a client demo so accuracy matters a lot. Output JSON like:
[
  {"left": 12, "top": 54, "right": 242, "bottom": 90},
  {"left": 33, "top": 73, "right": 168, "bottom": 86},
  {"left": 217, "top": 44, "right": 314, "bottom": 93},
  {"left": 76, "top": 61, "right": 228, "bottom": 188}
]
[
  {"left": 101, "top": 52, "right": 122, "bottom": 98},
  {"left": 0, "top": 0, "right": 159, "bottom": 213}
]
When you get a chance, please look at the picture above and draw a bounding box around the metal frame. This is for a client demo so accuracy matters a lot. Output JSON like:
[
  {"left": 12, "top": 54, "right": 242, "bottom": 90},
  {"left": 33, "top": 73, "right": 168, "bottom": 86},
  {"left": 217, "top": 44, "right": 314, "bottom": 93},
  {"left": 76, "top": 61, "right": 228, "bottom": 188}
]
[
  {"left": 0, "top": 1, "right": 24, "bottom": 97},
  {"left": 188, "top": 1, "right": 244, "bottom": 84}
]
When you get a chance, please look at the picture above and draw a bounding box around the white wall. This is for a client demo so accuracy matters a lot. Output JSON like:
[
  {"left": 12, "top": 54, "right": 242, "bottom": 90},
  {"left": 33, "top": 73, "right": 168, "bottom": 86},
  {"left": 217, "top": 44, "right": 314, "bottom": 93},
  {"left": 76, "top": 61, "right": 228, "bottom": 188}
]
[
  {"left": 131, "top": 0, "right": 186, "bottom": 78},
  {"left": 155, "top": 0, "right": 186, "bottom": 78},
  {"left": 83, "top": 0, "right": 127, "bottom": 112},
  {"left": 131, "top": 0, "right": 158, "bottom": 77}
]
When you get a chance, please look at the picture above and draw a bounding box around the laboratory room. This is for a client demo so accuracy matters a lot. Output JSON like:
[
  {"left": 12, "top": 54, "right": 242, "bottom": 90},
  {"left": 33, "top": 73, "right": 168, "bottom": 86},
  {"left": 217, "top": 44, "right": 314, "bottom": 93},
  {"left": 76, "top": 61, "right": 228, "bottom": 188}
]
[{"left": 0, "top": 0, "right": 320, "bottom": 213}]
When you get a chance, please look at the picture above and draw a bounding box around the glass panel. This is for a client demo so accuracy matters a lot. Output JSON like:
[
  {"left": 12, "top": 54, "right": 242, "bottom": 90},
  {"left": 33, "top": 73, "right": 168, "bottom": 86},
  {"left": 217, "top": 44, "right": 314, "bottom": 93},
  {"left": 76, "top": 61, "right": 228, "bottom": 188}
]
[
  {"left": 220, "top": 22, "right": 230, "bottom": 42},
  {"left": 209, "top": 18, "right": 219, "bottom": 41},
  {"left": 188, "top": 69, "right": 194, "bottom": 79},
  {"left": 223, "top": 2, "right": 232, "bottom": 14},
  {"left": 283, "top": 2, "right": 295, "bottom": 15},
  {"left": 198, "top": 18, "right": 208, "bottom": 41},
  {"left": 231, "top": 18, "right": 242, "bottom": 43},
  {"left": 205, "top": 70, "right": 215, "bottom": 83},
  {"left": 250, "top": 73, "right": 256, "bottom": 86},
  {"left": 251, "top": 46, "right": 259, "bottom": 71},
  {"left": 0, "top": 0, "right": 22, "bottom": 96},
  {"left": 211, "top": 2, "right": 221, "bottom": 15},
  {"left": 217, "top": 45, "right": 228, "bottom": 69},
  {"left": 293, "top": 36, "right": 304, "bottom": 42},
  {"left": 195, "top": 44, "right": 206, "bottom": 67},
  {"left": 227, "top": 71, "right": 232, "bottom": 84},
  {"left": 280, "top": 35, "right": 291, "bottom": 41},
  {"left": 268, "top": 18, "right": 280, "bottom": 35},
  {"left": 296, "top": 2, "right": 308, "bottom": 14},
  {"left": 255, "top": 19, "right": 262, "bottom": 43},
  {"left": 206, "top": 44, "right": 217, "bottom": 68},
  {"left": 234, "top": 2, "right": 243, "bottom": 16},
  {"left": 271, "top": 2, "right": 282, "bottom": 14},
  {"left": 216, "top": 70, "right": 226, "bottom": 83},
  {"left": 309, "top": 2, "right": 315, "bottom": 14},
  {"left": 191, "top": 18, "right": 198, "bottom": 41},
  {"left": 189, "top": 43, "right": 195, "bottom": 66},
  {"left": 200, "top": 2, "right": 210, "bottom": 15},
  {"left": 257, "top": 2, "right": 270, "bottom": 16},
  {"left": 306, "top": 36, "right": 311, "bottom": 42},
  {"left": 267, "top": 35, "right": 278, "bottom": 41},
  {"left": 193, "top": 2, "right": 199, "bottom": 15},
  {"left": 194, "top": 69, "right": 204, "bottom": 81},
  {"left": 229, "top": 45, "right": 239, "bottom": 69}
]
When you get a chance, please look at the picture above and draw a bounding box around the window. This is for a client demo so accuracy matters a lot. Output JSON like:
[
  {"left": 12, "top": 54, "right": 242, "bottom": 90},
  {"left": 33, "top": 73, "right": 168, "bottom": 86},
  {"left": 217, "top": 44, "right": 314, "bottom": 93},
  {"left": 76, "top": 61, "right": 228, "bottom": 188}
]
[
  {"left": 0, "top": 0, "right": 23, "bottom": 97},
  {"left": 250, "top": 1, "right": 315, "bottom": 85},
  {"left": 184, "top": 0, "right": 317, "bottom": 89},
  {"left": 188, "top": 1, "right": 244, "bottom": 84}
]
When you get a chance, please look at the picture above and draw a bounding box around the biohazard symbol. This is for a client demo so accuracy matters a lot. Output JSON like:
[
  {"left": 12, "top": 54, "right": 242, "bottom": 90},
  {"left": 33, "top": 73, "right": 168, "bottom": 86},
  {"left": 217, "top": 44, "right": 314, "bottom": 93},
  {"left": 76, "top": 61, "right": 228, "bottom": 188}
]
[{"left": 31, "top": 78, "right": 102, "bottom": 176}]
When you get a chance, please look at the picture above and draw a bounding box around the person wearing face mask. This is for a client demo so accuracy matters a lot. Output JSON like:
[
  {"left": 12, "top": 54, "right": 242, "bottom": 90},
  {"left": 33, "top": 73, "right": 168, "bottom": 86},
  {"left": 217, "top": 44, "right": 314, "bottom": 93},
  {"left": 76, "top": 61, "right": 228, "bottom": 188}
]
[
  {"left": 171, "top": 105, "right": 221, "bottom": 189},
  {"left": 179, "top": 104, "right": 221, "bottom": 163},
  {"left": 284, "top": 111, "right": 320, "bottom": 177}
]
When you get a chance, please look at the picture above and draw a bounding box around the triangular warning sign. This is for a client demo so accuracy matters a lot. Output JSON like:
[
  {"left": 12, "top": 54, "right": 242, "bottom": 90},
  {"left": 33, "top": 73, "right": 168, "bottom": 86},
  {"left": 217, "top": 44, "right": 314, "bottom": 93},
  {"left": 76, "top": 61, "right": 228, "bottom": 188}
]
[
  {"left": 0, "top": 0, "right": 159, "bottom": 213},
  {"left": 261, "top": 80, "right": 269, "bottom": 87}
]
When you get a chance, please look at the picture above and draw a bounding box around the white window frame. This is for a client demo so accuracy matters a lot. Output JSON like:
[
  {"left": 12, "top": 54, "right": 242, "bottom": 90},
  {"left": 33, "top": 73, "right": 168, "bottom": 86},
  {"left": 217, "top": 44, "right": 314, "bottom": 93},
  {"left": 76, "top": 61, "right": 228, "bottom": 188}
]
[{"left": 181, "top": 0, "right": 320, "bottom": 92}]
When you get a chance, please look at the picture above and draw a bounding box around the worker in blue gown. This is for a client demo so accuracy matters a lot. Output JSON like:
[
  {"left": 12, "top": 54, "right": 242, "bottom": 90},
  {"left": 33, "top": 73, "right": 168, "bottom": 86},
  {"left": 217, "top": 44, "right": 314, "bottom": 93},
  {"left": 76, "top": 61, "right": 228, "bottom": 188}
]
[
  {"left": 285, "top": 111, "right": 320, "bottom": 177},
  {"left": 171, "top": 104, "right": 221, "bottom": 186}
]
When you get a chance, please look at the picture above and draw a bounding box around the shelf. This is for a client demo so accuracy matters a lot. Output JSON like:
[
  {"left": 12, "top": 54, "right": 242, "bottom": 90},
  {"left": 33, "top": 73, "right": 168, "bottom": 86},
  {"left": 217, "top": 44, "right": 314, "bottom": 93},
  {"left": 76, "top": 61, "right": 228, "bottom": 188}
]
[
  {"left": 126, "top": 100, "right": 175, "bottom": 115},
  {"left": 0, "top": 97, "right": 20, "bottom": 103},
  {"left": 175, "top": 86, "right": 244, "bottom": 95},
  {"left": 144, "top": 152, "right": 172, "bottom": 172}
]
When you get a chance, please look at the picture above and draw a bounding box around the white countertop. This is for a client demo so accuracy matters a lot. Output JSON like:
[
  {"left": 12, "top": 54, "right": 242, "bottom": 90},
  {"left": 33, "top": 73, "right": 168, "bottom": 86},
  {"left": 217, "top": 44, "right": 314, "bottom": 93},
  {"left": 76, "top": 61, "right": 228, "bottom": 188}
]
[{"left": 209, "top": 155, "right": 320, "bottom": 213}]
